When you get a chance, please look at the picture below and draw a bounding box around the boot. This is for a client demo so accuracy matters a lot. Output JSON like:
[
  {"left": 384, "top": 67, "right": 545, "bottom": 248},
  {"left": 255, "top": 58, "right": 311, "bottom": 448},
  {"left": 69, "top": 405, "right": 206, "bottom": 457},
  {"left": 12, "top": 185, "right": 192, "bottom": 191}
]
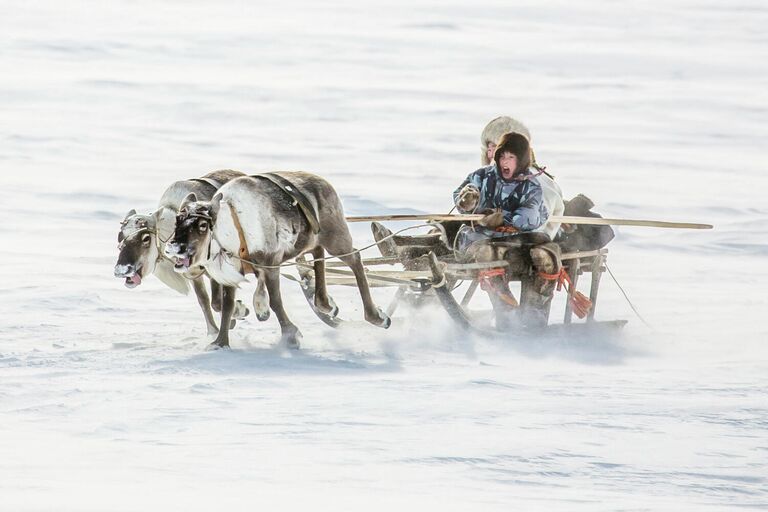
[
  {"left": 520, "top": 243, "right": 561, "bottom": 330},
  {"left": 487, "top": 276, "right": 519, "bottom": 331}
]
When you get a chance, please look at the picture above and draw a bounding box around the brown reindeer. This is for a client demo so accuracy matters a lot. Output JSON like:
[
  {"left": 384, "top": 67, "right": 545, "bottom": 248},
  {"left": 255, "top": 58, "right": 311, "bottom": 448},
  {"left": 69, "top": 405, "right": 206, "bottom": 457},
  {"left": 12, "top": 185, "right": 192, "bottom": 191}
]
[{"left": 164, "top": 171, "right": 390, "bottom": 349}]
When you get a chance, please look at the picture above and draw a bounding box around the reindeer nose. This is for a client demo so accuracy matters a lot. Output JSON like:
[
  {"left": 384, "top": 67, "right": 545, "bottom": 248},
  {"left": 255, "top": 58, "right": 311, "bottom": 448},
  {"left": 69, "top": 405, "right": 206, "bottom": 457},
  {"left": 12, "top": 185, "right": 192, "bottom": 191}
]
[{"left": 114, "top": 263, "right": 134, "bottom": 277}]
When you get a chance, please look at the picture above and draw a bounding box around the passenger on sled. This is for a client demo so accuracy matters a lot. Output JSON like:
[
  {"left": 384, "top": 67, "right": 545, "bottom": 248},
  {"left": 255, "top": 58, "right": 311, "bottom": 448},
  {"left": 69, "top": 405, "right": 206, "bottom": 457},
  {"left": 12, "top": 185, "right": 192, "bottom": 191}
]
[{"left": 454, "top": 131, "right": 562, "bottom": 330}]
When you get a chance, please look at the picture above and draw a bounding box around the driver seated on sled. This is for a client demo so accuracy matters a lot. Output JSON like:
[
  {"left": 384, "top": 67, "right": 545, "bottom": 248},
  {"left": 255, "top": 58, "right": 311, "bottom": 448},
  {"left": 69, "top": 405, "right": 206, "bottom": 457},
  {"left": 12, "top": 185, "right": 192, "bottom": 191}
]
[{"left": 454, "top": 131, "right": 562, "bottom": 329}]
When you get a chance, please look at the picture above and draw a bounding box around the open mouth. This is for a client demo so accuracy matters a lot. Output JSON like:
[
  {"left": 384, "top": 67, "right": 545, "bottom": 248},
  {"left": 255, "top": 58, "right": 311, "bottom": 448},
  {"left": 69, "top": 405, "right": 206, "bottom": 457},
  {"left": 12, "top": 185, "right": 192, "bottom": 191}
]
[
  {"left": 174, "top": 256, "right": 192, "bottom": 271},
  {"left": 124, "top": 272, "right": 142, "bottom": 289}
]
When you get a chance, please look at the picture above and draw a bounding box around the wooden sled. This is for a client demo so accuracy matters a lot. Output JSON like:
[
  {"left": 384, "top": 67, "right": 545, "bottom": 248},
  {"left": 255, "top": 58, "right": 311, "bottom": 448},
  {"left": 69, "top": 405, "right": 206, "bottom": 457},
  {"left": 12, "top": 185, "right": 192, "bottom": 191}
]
[{"left": 285, "top": 220, "right": 627, "bottom": 337}]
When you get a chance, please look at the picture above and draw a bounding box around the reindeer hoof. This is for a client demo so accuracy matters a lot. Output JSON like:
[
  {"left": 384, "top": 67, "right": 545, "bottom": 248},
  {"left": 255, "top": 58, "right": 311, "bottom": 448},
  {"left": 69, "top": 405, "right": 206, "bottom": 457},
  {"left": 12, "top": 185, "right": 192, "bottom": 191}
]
[
  {"left": 315, "top": 297, "right": 339, "bottom": 318},
  {"left": 206, "top": 341, "right": 230, "bottom": 351},
  {"left": 252, "top": 295, "right": 270, "bottom": 322},
  {"left": 233, "top": 300, "right": 249, "bottom": 320},
  {"left": 327, "top": 297, "right": 339, "bottom": 318},
  {"left": 367, "top": 307, "right": 391, "bottom": 329},
  {"left": 281, "top": 330, "right": 302, "bottom": 350}
]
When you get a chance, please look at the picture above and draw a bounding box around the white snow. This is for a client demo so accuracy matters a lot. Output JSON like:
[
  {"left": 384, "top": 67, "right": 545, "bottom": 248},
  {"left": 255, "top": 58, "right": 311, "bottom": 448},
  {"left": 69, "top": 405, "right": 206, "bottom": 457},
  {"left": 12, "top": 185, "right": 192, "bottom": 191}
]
[{"left": 1, "top": 0, "right": 767, "bottom": 510}]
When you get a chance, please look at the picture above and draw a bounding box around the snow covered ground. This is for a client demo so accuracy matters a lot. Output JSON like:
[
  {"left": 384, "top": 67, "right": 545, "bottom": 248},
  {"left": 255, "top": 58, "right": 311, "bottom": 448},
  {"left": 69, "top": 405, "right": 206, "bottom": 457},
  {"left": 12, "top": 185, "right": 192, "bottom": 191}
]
[{"left": 1, "top": 1, "right": 767, "bottom": 510}]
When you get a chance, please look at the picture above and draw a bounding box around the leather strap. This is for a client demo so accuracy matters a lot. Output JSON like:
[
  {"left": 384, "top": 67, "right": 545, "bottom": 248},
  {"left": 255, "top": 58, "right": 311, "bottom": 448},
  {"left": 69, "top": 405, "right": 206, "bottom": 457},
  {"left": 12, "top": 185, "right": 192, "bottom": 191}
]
[
  {"left": 189, "top": 177, "right": 224, "bottom": 190},
  {"left": 250, "top": 173, "right": 320, "bottom": 234},
  {"left": 228, "top": 202, "right": 255, "bottom": 275}
]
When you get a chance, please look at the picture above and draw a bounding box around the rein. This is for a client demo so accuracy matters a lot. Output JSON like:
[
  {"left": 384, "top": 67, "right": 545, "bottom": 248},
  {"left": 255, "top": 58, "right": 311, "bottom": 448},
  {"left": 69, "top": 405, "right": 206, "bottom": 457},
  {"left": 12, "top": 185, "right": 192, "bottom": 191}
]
[{"left": 207, "top": 221, "right": 436, "bottom": 272}]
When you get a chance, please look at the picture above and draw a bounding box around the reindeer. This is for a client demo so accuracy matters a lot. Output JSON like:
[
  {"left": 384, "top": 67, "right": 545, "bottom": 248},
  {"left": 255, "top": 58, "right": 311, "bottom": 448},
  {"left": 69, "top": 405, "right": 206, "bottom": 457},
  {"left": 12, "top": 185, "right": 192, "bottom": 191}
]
[
  {"left": 164, "top": 171, "right": 390, "bottom": 349},
  {"left": 114, "top": 169, "right": 248, "bottom": 334}
]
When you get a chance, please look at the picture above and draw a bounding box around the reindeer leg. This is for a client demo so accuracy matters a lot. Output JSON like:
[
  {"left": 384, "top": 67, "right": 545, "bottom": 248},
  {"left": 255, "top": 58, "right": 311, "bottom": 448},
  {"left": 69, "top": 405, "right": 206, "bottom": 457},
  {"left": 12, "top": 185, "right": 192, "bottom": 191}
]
[
  {"left": 208, "top": 285, "right": 235, "bottom": 349},
  {"left": 252, "top": 269, "right": 271, "bottom": 321},
  {"left": 210, "top": 280, "right": 222, "bottom": 312},
  {"left": 337, "top": 250, "right": 391, "bottom": 329},
  {"left": 212, "top": 275, "right": 248, "bottom": 322},
  {"left": 192, "top": 277, "right": 219, "bottom": 335},
  {"left": 322, "top": 229, "right": 390, "bottom": 329},
  {"left": 311, "top": 246, "right": 338, "bottom": 317},
  {"left": 263, "top": 268, "right": 302, "bottom": 349}
]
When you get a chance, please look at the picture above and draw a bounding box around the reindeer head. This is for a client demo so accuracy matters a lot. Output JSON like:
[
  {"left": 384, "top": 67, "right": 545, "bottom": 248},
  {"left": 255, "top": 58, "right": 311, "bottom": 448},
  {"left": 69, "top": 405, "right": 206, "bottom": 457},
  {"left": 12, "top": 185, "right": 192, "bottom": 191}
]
[
  {"left": 114, "top": 209, "right": 159, "bottom": 288},
  {"left": 164, "top": 193, "right": 220, "bottom": 273}
]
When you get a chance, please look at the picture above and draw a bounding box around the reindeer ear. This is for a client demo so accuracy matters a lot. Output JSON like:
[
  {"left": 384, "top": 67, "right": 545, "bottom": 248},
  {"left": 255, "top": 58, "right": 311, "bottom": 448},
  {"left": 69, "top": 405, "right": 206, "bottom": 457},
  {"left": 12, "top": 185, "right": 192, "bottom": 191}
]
[
  {"left": 180, "top": 193, "right": 198, "bottom": 209},
  {"left": 209, "top": 193, "right": 223, "bottom": 219},
  {"left": 122, "top": 209, "right": 137, "bottom": 223}
]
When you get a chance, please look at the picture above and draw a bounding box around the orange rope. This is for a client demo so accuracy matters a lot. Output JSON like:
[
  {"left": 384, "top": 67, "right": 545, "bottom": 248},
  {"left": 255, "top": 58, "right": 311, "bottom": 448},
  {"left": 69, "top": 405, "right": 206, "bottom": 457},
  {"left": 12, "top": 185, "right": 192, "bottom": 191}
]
[
  {"left": 538, "top": 267, "right": 593, "bottom": 318},
  {"left": 477, "top": 269, "right": 519, "bottom": 307}
]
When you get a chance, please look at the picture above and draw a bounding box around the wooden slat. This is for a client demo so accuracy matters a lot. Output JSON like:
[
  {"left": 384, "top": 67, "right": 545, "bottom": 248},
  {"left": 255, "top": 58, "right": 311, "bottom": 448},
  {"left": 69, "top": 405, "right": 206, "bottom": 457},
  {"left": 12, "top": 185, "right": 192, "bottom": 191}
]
[
  {"left": 324, "top": 277, "right": 401, "bottom": 287},
  {"left": 324, "top": 256, "right": 400, "bottom": 267},
  {"left": 444, "top": 260, "right": 509, "bottom": 271},
  {"left": 563, "top": 258, "right": 580, "bottom": 325},
  {"left": 296, "top": 261, "right": 425, "bottom": 287},
  {"left": 560, "top": 249, "right": 608, "bottom": 260}
]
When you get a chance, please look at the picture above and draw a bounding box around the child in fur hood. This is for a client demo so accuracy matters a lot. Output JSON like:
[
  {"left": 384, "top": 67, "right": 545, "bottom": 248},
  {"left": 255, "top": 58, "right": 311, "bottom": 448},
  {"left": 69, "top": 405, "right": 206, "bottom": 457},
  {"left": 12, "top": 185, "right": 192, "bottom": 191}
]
[{"left": 453, "top": 131, "right": 548, "bottom": 247}]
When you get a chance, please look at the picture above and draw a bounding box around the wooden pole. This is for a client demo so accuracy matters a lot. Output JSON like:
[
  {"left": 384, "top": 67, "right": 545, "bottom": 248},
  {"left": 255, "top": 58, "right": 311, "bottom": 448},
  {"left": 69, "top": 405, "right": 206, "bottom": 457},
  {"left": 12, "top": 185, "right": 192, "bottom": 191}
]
[{"left": 345, "top": 213, "right": 712, "bottom": 230}]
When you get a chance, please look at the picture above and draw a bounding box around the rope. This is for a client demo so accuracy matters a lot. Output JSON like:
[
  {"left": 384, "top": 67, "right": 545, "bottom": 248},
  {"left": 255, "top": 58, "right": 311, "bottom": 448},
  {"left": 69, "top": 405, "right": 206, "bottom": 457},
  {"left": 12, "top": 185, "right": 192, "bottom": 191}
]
[
  {"left": 604, "top": 262, "right": 654, "bottom": 329},
  {"left": 477, "top": 269, "right": 518, "bottom": 307},
  {"left": 538, "top": 267, "right": 592, "bottom": 319},
  {"left": 218, "top": 223, "right": 437, "bottom": 271}
]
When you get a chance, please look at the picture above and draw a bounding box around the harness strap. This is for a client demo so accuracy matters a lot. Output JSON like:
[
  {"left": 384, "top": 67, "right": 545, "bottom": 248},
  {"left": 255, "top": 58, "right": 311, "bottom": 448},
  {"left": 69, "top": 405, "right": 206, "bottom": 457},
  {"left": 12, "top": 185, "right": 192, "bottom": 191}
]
[
  {"left": 189, "top": 177, "right": 224, "bottom": 190},
  {"left": 250, "top": 173, "right": 320, "bottom": 234},
  {"left": 227, "top": 203, "right": 255, "bottom": 275}
]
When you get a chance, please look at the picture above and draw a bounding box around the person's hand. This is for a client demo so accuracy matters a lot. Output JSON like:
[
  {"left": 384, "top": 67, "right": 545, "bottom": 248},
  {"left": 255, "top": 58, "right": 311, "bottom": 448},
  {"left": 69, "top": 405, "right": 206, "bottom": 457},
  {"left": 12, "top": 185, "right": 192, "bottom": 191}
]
[
  {"left": 456, "top": 185, "right": 480, "bottom": 211},
  {"left": 478, "top": 208, "right": 505, "bottom": 229}
]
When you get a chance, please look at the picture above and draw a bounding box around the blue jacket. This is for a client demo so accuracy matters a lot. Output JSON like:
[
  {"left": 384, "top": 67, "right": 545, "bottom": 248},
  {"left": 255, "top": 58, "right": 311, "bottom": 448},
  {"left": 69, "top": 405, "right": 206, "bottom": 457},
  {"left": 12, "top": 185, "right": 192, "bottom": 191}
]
[{"left": 453, "top": 165, "right": 547, "bottom": 231}]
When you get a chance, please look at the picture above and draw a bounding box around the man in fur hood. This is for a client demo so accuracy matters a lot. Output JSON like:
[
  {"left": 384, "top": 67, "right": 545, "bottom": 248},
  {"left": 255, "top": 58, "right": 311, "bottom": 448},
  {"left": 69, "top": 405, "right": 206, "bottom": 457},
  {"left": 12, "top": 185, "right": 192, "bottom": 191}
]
[{"left": 480, "top": 116, "right": 531, "bottom": 166}]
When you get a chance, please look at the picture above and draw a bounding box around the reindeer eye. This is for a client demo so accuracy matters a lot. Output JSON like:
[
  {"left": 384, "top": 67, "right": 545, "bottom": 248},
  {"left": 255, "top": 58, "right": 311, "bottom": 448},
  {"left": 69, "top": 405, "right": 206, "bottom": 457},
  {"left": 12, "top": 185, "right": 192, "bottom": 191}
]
[
  {"left": 199, "top": 220, "right": 208, "bottom": 232},
  {"left": 141, "top": 233, "right": 151, "bottom": 246}
]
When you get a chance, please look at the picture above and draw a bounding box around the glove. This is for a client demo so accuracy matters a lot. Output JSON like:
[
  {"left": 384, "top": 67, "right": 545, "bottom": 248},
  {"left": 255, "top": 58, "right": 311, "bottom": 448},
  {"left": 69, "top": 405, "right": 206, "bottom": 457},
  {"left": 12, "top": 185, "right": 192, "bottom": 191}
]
[
  {"left": 478, "top": 208, "right": 505, "bottom": 230},
  {"left": 456, "top": 185, "right": 480, "bottom": 212}
]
